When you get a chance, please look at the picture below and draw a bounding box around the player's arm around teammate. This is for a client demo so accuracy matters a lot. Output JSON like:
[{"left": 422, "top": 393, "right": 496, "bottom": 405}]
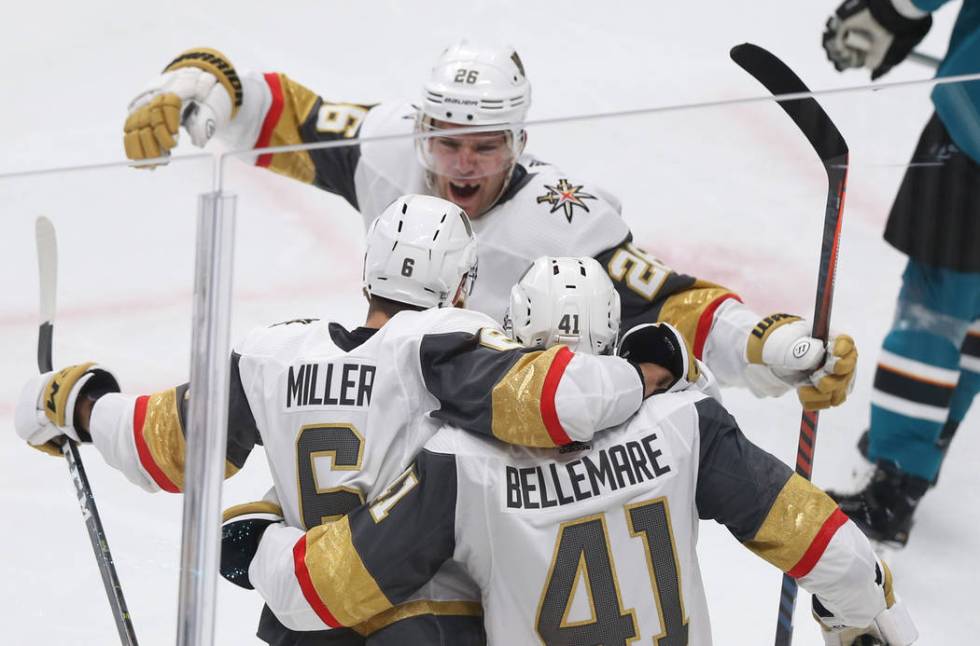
[
  {"left": 226, "top": 257, "right": 913, "bottom": 644},
  {"left": 245, "top": 404, "right": 916, "bottom": 645},
  {"left": 13, "top": 205, "right": 672, "bottom": 491}
]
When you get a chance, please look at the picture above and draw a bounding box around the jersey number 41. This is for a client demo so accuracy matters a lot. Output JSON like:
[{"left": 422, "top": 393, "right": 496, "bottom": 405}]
[{"left": 537, "top": 497, "right": 688, "bottom": 645}]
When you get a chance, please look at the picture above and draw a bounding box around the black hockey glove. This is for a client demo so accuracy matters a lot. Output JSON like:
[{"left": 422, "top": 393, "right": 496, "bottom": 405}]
[
  {"left": 617, "top": 322, "right": 698, "bottom": 394},
  {"left": 220, "top": 501, "right": 284, "bottom": 589},
  {"left": 822, "top": 0, "right": 932, "bottom": 80}
]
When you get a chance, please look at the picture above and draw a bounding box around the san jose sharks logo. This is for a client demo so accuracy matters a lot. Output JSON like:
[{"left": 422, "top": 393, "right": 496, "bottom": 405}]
[{"left": 536, "top": 179, "right": 597, "bottom": 223}]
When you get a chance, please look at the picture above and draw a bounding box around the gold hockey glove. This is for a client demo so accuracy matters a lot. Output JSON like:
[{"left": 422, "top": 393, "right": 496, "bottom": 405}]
[
  {"left": 746, "top": 314, "right": 857, "bottom": 411},
  {"left": 124, "top": 47, "right": 242, "bottom": 163},
  {"left": 798, "top": 334, "right": 858, "bottom": 410},
  {"left": 14, "top": 363, "right": 119, "bottom": 456}
]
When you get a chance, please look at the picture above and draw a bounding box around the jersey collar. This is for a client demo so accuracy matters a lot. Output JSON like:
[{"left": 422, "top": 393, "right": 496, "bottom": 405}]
[{"left": 328, "top": 322, "right": 378, "bottom": 351}]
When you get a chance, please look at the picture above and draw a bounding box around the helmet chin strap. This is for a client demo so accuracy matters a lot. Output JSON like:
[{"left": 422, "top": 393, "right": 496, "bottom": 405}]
[
  {"left": 480, "top": 130, "right": 527, "bottom": 215},
  {"left": 449, "top": 274, "right": 470, "bottom": 308},
  {"left": 555, "top": 334, "right": 583, "bottom": 353}
]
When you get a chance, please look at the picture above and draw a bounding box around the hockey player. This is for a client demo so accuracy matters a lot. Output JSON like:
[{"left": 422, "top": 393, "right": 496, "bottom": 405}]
[
  {"left": 14, "top": 196, "right": 672, "bottom": 645},
  {"left": 227, "top": 256, "right": 918, "bottom": 645},
  {"left": 121, "top": 41, "right": 858, "bottom": 414},
  {"left": 822, "top": 0, "right": 980, "bottom": 547}
]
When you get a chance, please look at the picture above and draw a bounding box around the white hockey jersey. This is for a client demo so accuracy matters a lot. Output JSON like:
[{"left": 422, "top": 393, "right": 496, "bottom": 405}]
[
  {"left": 84, "top": 306, "right": 645, "bottom": 639},
  {"left": 250, "top": 391, "right": 893, "bottom": 645},
  {"left": 216, "top": 68, "right": 793, "bottom": 395},
  {"left": 86, "top": 306, "right": 643, "bottom": 502}
]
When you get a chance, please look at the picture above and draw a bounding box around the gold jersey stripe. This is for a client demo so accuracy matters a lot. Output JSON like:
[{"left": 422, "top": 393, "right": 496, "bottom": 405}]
[
  {"left": 224, "top": 460, "right": 240, "bottom": 479},
  {"left": 304, "top": 516, "right": 392, "bottom": 626},
  {"left": 744, "top": 473, "right": 839, "bottom": 572},
  {"left": 657, "top": 282, "right": 737, "bottom": 352},
  {"left": 137, "top": 388, "right": 240, "bottom": 492},
  {"left": 882, "top": 560, "right": 896, "bottom": 608},
  {"left": 745, "top": 313, "right": 803, "bottom": 365},
  {"left": 222, "top": 501, "right": 283, "bottom": 523},
  {"left": 491, "top": 345, "right": 565, "bottom": 448},
  {"left": 140, "top": 388, "right": 187, "bottom": 491},
  {"left": 261, "top": 74, "right": 317, "bottom": 184},
  {"left": 352, "top": 600, "right": 483, "bottom": 637}
]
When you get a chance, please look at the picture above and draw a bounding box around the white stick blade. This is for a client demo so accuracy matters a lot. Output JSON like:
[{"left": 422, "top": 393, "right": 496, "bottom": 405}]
[{"left": 35, "top": 216, "right": 58, "bottom": 325}]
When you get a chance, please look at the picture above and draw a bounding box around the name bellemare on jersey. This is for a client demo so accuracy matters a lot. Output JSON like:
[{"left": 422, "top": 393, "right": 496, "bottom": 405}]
[{"left": 259, "top": 384, "right": 870, "bottom": 646}]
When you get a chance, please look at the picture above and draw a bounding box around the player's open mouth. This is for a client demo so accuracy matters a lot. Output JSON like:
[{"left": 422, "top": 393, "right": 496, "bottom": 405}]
[{"left": 449, "top": 182, "right": 481, "bottom": 200}]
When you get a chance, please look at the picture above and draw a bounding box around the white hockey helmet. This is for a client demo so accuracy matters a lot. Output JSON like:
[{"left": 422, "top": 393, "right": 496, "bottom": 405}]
[
  {"left": 505, "top": 256, "right": 621, "bottom": 355},
  {"left": 363, "top": 194, "right": 478, "bottom": 309},
  {"left": 416, "top": 40, "right": 531, "bottom": 181}
]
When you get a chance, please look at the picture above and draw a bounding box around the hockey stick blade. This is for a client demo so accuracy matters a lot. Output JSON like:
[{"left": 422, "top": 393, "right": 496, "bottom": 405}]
[
  {"left": 730, "top": 43, "right": 848, "bottom": 163},
  {"left": 34, "top": 217, "right": 139, "bottom": 646},
  {"left": 731, "top": 42, "right": 848, "bottom": 342},
  {"left": 35, "top": 217, "right": 56, "bottom": 372},
  {"left": 729, "top": 45, "right": 850, "bottom": 646}
]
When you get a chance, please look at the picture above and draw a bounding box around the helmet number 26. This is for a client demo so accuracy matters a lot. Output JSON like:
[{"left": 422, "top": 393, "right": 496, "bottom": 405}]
[{"left": 454, "top": 68, "right": 480, "bottom": 84}]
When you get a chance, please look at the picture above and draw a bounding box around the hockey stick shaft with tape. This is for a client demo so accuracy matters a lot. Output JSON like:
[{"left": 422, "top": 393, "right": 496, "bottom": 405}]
[
  {"left": 35, "top": 216, "right": 139, "bottom": 645},
  {"left": 729, "top": 44, "right": 849, "bottom": 646}
]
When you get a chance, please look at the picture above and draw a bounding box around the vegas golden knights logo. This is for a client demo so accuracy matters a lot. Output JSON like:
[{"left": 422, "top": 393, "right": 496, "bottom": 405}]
[{"left": 536, "top": 179, "right": 597, "bottom": 223}]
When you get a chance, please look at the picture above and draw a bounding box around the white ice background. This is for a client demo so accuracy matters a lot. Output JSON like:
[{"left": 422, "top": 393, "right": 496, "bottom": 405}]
[{"left": 0, "top": 1, "right": 975, "bottom": 644}]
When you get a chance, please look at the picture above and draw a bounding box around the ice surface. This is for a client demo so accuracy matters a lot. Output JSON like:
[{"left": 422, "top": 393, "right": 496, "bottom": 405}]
[{"left": 0, "top": 1, "right": 974, "bottom": 644}]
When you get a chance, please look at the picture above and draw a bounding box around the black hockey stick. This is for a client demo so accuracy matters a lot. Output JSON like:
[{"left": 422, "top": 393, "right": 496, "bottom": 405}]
[
  {"left": 729, "top": 44, "right": 849, "bottom": 646},
  {"left": 35, "top": 217, "right": 139, "bottom": 645},
  {"left": 908, "top": 50, "right": 941, "bottom": 69}
]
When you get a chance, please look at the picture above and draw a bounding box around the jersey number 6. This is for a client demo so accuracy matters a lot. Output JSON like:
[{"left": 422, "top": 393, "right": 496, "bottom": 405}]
[{"left": 297, "top": 423, "right": 366, "bottom": 528}]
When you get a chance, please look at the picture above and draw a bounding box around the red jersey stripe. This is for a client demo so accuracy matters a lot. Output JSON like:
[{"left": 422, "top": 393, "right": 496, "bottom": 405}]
[
  {"left": 788, "top": 508, "right": 849, "bottom": 579},
  {"left": 256, "top": 73, "right": 285, "bottom": 168},
  {"left": 132, "top": 395, "right": 179, "bottom": 493},
  {"left": 540, "top": 346, "right": 574, "bottom": 446},
  {"left": 292, "top": 536, "right": 343, "bottom": 628},
  {"left": 693, "top": 293, "right": 742, "bottom": 359}
]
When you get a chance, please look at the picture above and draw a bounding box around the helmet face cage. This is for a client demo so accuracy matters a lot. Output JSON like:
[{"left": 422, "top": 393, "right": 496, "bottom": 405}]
[
  {"left": 506, "top": 257, "right": 621, "bottom": 355},
  {"left": 363, "top": 195, "right": 478, "bottom": 309},
  {"left": 416, "top": 119, "right": 523, "bottom": 181},
  {"left": 415, "top": 40, "right": 530, "bottom": 181}
]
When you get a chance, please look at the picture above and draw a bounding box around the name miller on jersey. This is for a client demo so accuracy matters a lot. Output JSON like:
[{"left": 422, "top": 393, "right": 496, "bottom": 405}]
[
  {"left": 505, "top": 433, "right": 672, "bottom": 510},
  {"left": 285, "top": 362, "right": 376, "bottom": 409}
]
